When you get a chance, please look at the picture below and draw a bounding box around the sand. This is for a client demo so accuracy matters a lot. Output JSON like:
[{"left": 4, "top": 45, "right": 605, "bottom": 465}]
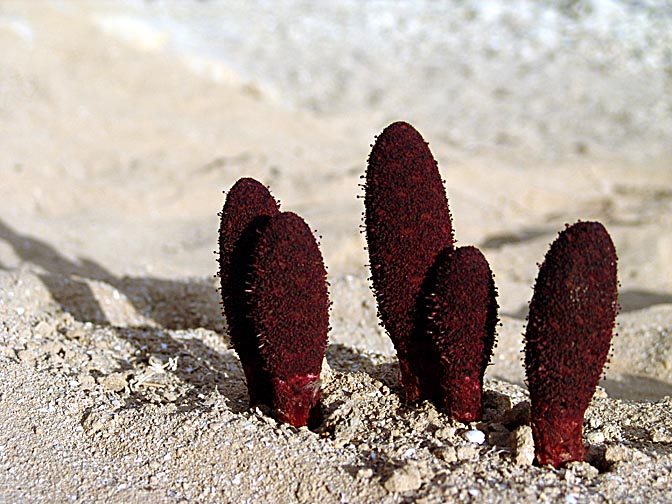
[{"left": 1, "top": 2, "right": 671, "bottom": 502}]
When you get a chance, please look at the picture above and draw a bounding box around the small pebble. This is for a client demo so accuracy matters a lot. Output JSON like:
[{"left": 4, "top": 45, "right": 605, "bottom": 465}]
[
  {"left": 457, "top": 445, "right": 478, "bottom": 461},
  {"left": 565, "top": 461, "right": 599, "bottom": 481},
  {"left": 586, "top": 431, "right": 605, "bottom": 444},
  {"left": 99, "top": 372, "right": 128, "bottom": 392},
  {"left": 402, "top": 448, "right": 417, "bottom": 459},
  {"left": 464, "top": 429, "right": 486, "bottom": 445},
  {"left": 383, "top": 465, "right": 422, "bottom": 493},
  {"left": 434, "top": 426, "right": 456, "bottom": 440},
  {"left": 498, "top": 401, "right": 530, "bottom": 428},
  {"left": 652, "top": 429, "right": 672, "bottom": 443},
  {"left": 433, "top": 446, "right": 457, "bottom": 463},
  {"left": 593, "top": 387, "right": 608, "bottom": 399},
  {"left": 604, "top": 445, "right": 629, "bottom": 463},
  {"left": 357, "top": 468, "right": 374, "bottom": 479},
  {"left": 508, "top": 425, "right": 535, "bottom": 466}
]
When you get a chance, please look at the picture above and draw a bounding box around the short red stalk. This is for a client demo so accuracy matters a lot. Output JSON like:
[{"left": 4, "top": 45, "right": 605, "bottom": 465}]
[{"left": 248, "top": 212, "right": 329, "bottom": 427}]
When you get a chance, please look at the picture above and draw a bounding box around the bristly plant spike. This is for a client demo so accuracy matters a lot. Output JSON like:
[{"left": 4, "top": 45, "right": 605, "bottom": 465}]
[
  {"left": 524, "top": 221, "right": 618, "bottom": 468},
  {"left": 218, "top": 178, "right": 279, "bottom": 406},
  {"left": 364, "top": 121, "right": 454, "bottom": 403},
  {"left": 425, "top": 246, "right": 499, "bottom": 422},
  {"left": 248, "top": 212, "right": 330, "bottom": 428}
]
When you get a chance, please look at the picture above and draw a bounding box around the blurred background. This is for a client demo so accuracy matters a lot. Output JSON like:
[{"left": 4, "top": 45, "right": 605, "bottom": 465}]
[{"left": 64, "top": 0, "right": 672, "bottom": 161}]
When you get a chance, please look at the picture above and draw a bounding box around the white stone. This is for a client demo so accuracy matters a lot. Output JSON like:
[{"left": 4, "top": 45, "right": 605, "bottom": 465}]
[{"left": 464, "top": 429, "right": 486, "bottom": 445}]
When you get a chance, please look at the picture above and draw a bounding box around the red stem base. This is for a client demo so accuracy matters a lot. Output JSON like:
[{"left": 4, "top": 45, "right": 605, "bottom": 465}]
[
  {"left": 271, "top": 374, "right": 322, "bottom": 428},
  {"left": 531, "top": 408, "right": 586, "bottom": 468},
  {"left": 442, "top": 375, "right": 482, "bottom": 423}
]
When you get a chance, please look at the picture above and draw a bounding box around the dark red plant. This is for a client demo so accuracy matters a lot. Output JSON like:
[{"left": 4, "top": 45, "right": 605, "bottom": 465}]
[
  {"left": 218, "top": 178, "right": 280, "bottom": 407},
  {"left": 248, "top": 211, "right": 330, "bottom": 428},
  {"left": 364, "top": 121, "right": 454, "bottom": 403},
  {"left": 524, "top": 221, "right": 618, "bottom": 468},
  {"left": 425, "top": 246, "right": 498, "bottom": 422}
]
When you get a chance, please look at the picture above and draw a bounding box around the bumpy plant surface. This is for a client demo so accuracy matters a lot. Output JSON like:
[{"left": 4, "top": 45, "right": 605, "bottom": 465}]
[
  {"left": 524, "top": 221, "right": 618, "bottom": 468},
  {"left": 364, "top": 121, "right": 454, "bottom": 403},
  {"left": 425, "top": 246, "right": 499, "bottom": 422},
  {"left": 248, "top": 211, "right": 330, "bottom": 428},
  {"left": 218, "top": 177, "right": 279, "bottom": 406}
]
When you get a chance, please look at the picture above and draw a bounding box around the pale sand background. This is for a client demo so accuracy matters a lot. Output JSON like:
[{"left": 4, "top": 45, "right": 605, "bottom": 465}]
[{"left": 1, "top": 1, "right": 671, "bottom": 502}]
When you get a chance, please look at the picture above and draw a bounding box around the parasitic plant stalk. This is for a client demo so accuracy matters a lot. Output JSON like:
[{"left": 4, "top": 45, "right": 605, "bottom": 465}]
[
  {"left": 248, "top": 212, "right": 330, "bottom": 428},
  {"left": 524, "top": 221, "right": 618, "bottom": 468},
  {"left": 425, "top": 246, "right": 499, "bottom": 422},
  {"left": 364, "top": 121, "right": 454, "bottom": 403},
  {"left": 218, "top": 178, "right": 280, "bottom": 406}
]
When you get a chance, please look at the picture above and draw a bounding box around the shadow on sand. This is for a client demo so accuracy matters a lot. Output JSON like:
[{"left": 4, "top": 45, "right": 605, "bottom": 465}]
[{"left": 0, "top": 218, "right": 254, "bottom": 412}]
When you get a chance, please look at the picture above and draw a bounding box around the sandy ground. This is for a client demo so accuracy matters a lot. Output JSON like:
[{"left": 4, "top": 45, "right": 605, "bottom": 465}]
[{"left": 1, "top": 2, "right": 671, "bottom": 502}]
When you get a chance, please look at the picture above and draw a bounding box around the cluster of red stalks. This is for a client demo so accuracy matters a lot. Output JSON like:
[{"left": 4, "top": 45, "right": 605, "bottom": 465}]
[
  {"left": 218, "top": 180, "right": 329, "bottom": 428},
  {"left": 217, "top": 121, "right": 618, "bottom": 469}
]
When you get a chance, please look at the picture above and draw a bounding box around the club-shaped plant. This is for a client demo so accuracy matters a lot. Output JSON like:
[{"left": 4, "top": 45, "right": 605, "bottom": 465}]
[
  {"left": 364, "top": 121, "right": 498, "bottom": 417},
  {"left": 364, "top": 121, "right": 455, "bottom": 403},
  {"left": 524, "top": 221, "right": 618, "bottom": 467},
  {"left": 425, "top": 246, "right": 499, "bottom": 422},
  {"left": 219, "top": 179, "right": 329, "bottom": 427},
  {"left": 218, "top": 178, "right": 279, "bottom": 406},
  {"left": 248, "top": 211, "right": 329, "bottom": 427}
]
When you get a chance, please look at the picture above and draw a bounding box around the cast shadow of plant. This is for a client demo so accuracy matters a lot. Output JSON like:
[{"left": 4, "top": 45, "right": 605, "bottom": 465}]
[
  {"left": 326, "top": 343, "right": 400, "bottom": 393},
  {"left": 600, "top": 374, "right": 672, "bottom": 402},
  {"left": 0, "top": 218, "right": 224, "bottom": 332},
  {"left": 118, "top": 326, "right": 250, "bottom": 413},
  {"left": 0, "top": 219, "right": 252, "bottom": 411}
]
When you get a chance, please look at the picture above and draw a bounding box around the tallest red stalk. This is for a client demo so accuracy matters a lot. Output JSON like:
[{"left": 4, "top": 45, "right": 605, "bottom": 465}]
[{"left": 364, "top": 121, "right": 454, "bottom": 403}]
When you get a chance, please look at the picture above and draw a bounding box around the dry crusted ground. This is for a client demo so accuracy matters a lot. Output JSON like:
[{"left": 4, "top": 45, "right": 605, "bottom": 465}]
[{"left": 0, "top": 269, "right": 671, "bottom": 503}]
